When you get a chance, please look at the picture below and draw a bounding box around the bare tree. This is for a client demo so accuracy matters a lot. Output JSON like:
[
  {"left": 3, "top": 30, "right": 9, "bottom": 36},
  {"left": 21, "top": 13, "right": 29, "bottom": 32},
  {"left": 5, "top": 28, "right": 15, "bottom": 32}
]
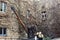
[{"left": 7, "top": 0, "right": 60, "bottom": 38}]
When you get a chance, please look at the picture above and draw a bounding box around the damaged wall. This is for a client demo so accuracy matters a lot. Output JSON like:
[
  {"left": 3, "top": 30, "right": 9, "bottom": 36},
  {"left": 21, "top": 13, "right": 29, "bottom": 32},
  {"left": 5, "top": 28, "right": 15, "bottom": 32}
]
[
  {"left": 19, "top": 0, "right": 60, "bottom": 38},
  {"left": 1, "top": 0, "right": 60, "bottom": 39},
  {"left": 0, "top": 0, "right": 20, "bottom": 39}
]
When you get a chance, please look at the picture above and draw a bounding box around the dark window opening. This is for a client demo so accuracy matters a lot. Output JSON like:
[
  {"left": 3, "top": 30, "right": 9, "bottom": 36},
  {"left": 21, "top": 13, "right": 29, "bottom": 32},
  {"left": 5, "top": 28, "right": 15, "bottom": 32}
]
[
  {"left": 3, "top": 28, "right": 6, "bottom": 34},
  {"left": 41, "top": 11, "right": 46, "bottom": 13},
  {"left": 41, "top": 11, "right": 47, "bottom": 21},
  {"left": 0, "top": 9, "right": 2, "bottom": 11},
  {"left": 0, "top": 28, "right": 2, "bottom": 34},
  {"left": 0, "top": 27, "right": 6, "bottom": 36},
  {"left": 42, "top": 15, "right": 44, "bottom": 17},
  {"left": 45, "top": 14, "right": 46, "bottom": 17},
  {"left": 27, "top": 10, "right": 30, "bottom": 13}
]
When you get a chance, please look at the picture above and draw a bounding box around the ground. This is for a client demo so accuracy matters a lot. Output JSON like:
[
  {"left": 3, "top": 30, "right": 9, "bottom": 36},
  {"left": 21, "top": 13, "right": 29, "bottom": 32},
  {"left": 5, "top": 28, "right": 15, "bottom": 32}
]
[{"left": 52, "top": 38, "right": 60, "bottom": 40}]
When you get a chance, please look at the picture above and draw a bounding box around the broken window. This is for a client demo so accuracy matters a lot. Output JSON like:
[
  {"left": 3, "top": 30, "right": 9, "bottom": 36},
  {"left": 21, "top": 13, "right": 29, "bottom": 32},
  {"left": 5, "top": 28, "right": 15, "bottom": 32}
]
[
  {"left": 41, "top": 11, "right": 47, "bottom": 21},
  {"left": 0, "top": 2, "right": 6, "bottom": 12},
  {"left": 0, "top": 27, "right": 6, "bottom": 36}
]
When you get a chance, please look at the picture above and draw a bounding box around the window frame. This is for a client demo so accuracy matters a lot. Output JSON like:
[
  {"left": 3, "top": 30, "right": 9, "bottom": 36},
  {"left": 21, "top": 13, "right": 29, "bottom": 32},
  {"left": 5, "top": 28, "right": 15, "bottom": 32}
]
[
  {"left": 0, "top": 27, "right": 6, "bottom": 36},
  {"left": 26, "top": 10, "right": 30, "bottom": 18},
  {"left": 0, "top": 1, "right": 7, "bottom": 12},
  {"left": 41, "top": 11, "right": 47, "bottom": 21}
]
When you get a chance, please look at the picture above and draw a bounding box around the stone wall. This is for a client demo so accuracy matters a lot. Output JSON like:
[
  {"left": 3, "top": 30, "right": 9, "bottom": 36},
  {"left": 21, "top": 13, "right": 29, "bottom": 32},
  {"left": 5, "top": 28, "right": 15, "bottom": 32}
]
[
  {"left": 19, "top": 0, "right": 60, "bottom": 38},
  {"left": 0, "top": 0, "right": 60, "bottom": 39},
  {"left": 0, "top": 0, "right": 20, "bottom": 39}
]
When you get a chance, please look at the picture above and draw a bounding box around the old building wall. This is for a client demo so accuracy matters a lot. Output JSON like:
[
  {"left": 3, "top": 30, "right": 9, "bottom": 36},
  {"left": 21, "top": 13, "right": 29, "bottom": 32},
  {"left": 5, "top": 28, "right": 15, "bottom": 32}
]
[
  {"left": 0, "top": 0, "right": 60, "bottom": 39},
  {"left": 19, "top": 0, "right": 60, "bottom": 38},
  {"left": 0, "top": 0, "right": 20, "bottom": 39}
]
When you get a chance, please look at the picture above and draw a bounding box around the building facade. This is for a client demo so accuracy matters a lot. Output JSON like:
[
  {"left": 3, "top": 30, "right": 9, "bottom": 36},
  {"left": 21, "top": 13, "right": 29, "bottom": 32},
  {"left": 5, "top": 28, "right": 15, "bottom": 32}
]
[
  {"left": 0, "top": 0, "right": 20, "bottom": 40},
  {"left": 0, "top": 0, "right": 60, "bottom": 40}
]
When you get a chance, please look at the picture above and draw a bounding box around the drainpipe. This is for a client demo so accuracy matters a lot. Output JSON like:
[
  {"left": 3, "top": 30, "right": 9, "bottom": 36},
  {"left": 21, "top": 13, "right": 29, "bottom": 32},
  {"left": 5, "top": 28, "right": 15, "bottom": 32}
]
[{"left": 11, "top": 6, "right": 28, "bottom": 33}]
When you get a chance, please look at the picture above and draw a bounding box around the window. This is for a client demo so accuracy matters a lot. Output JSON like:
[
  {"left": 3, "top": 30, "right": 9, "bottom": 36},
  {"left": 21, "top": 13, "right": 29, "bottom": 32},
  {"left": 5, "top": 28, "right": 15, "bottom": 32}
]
[
  {"left": 0, "top": 27, "right": 6, "bottom": 36},
  {"left": 26, "top": 10, "right": 30, "bottom": 18},
  {"left": 41, "top": 11, "right": 47, "bottom": 21},
  {"left": 0, "top": 2, "right": 6, "bottom": 12}
]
